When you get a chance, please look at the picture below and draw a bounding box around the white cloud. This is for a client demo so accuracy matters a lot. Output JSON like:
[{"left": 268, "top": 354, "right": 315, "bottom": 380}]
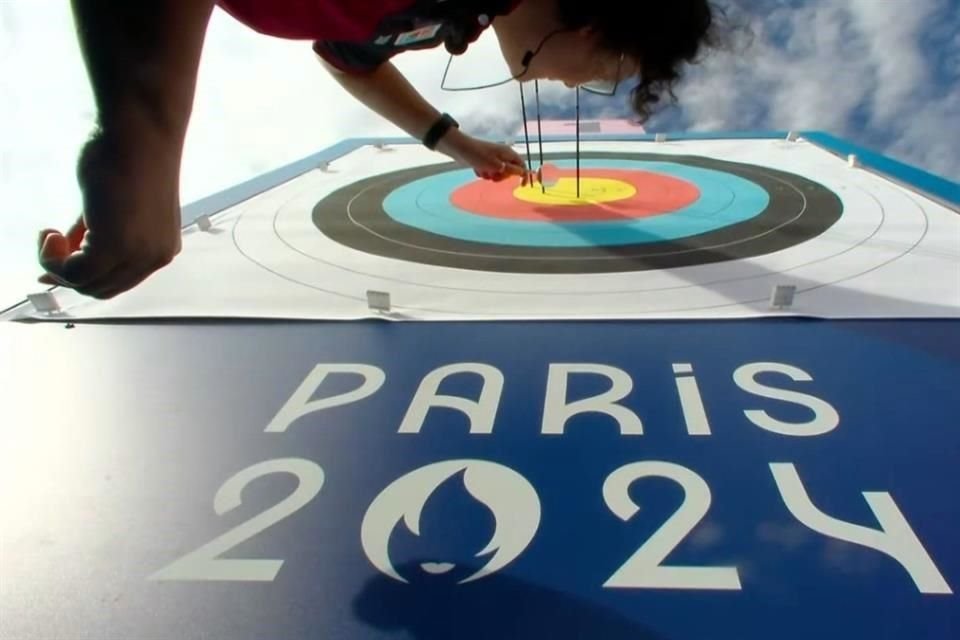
[
  {"left": 885, "top": 87, "right": 960, "bottom": 179},
  {"left": 660, "top": 0, "right": 960, "bottom": 179}
]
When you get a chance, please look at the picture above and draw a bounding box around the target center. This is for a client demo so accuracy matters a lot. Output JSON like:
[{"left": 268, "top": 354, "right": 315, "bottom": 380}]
[{"left": 513, "top": 177, "right": 636, "bottom": 206}]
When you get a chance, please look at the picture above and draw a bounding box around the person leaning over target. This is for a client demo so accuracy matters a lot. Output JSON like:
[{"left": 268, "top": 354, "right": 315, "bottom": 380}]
[{"left": 37, "top": 0, "right": 734, "bottom": 299}]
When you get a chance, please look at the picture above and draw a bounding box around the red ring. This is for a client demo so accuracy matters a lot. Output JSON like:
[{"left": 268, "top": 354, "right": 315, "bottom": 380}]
[{"left": 450, "top": 169, "right": 700, "bottom": 222}]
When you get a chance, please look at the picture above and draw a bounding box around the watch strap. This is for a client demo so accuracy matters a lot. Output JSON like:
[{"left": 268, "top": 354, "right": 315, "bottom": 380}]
[{"left": 423, "top": 113, "right": 459, "bottom": 150}]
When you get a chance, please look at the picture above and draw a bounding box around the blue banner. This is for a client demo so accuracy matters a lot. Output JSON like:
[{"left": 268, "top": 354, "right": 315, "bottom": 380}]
[{"left": 3, "top": 319, "right": 957, "bottom": 639}]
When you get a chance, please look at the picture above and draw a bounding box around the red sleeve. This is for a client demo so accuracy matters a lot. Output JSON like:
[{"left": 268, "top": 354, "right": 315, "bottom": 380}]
[
  {"left": 218, "top": 0, "right": 420, "bottom": 41},
  {"left": 313, "top": 39, "right": 397, "bottom": 75}
]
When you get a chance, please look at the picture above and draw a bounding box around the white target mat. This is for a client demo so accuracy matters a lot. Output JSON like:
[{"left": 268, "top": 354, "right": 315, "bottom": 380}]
[{"left": 6, "top": 139, "right": 959, "bottom": 321}]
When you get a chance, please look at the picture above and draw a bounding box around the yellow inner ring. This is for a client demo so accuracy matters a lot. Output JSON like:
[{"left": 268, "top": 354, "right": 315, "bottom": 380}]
[{"left": 513, "top": 177, "right": 636, "bottom": 205}]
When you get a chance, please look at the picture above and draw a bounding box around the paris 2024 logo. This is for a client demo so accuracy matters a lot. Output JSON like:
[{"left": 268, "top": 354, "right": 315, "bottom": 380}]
[{"left": 361, "top": 460, "right": 541, "bottom": 584}]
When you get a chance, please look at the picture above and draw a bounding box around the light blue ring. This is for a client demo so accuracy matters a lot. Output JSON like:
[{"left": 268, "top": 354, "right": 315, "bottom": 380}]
[{"left": 382, "top": 160, "right": 770, "bottom": 247}]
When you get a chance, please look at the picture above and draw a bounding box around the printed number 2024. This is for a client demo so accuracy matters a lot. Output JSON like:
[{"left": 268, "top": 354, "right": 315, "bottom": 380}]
[{"left": 148, "top": 460, "right": 953, "bottom": 595}]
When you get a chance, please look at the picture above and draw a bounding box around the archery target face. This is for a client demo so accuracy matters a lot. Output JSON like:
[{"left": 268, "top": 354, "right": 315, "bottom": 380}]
[
  {"left": 312, "top": 152, "right": 843, "bottom": 273},
  {"left": 15, "top": 139, "right": 960, "bottom": 321}
]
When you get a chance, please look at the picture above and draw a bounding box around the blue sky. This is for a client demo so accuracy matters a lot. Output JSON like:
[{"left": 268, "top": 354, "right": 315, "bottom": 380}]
[
  {"left": 1, "top": 0, "right": 958, "bottom": 306},
  {"left": 586, "top": 0, "right": 960, "bottom": 177}
]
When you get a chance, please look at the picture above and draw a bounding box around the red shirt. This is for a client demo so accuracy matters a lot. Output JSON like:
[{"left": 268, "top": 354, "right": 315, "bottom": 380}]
[{"left": 216, "top": 0, "right": 521, "bottom": 73}]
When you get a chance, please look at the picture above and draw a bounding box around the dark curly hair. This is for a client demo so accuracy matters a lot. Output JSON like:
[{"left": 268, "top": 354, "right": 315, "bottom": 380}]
[{"left": 555, "top": 0, "right": 734, "bottom": 122}]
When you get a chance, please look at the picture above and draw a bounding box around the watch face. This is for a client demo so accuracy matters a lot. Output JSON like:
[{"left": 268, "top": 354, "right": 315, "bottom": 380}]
[{"left": 425, "top": 114, "right": 457, "bottom": 149}]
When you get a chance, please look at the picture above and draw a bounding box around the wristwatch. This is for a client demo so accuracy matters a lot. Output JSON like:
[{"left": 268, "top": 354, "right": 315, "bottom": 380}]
[{"left": 423, "top": 113, "right": 459, "bottom": 150}]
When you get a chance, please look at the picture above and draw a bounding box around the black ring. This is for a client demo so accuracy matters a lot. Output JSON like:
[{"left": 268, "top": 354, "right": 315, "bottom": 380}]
[{"left": 312, "top": 152, "right": 843, "bottom": 274}]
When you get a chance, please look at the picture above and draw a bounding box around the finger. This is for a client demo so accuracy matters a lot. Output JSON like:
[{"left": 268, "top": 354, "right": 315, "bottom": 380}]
[
  {"left": 507, "top": 155, "right": 527, "bottom": 170},
  {"left": 36, "top": 220, "right": 86, "bottom": 269},
  {"left": 498, "top": 155, "right": 525, "bottom": 173},
  {"left": 38, "top": 228, "right": 59, "bottom": 248},
  {"left": 64, "top": 261, "right": 126, "bottom": 298},
  {"left": 38, "top": 232, "right": 73, "bottom": 283},
  {"left": 500, "top": 148, "right": 527, "bottom": 169},
  {"left": 40, "top": 234, "right": 117, "bottom": 288},
  {"left": 76, "top": 261, "right": 154, "bottom": 299},
  {"left": 485, "top": 160, "right": 518, "bottom": 183},
  {"left": 57, "top": 251, "right": 118, "bottom": 288},
  {"left": 66, "top": 218, "right": 87, "bottom": 249},
  {"left": 38, "top": 228, "right": 69, "bottom": 258}
]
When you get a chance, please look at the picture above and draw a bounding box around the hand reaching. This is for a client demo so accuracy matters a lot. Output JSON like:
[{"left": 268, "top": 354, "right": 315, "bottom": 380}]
[
  {"left": 438, "top": 130, "right": 530, "bottom": 183},
  {"left": 37, "top": 133, "right": 183, "bottom": 300}
]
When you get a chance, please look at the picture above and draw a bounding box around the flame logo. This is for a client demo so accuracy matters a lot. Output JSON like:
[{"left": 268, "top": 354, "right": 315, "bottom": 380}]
[{"left": 361, "top": 460, "right": 541, "bottom": 584}]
